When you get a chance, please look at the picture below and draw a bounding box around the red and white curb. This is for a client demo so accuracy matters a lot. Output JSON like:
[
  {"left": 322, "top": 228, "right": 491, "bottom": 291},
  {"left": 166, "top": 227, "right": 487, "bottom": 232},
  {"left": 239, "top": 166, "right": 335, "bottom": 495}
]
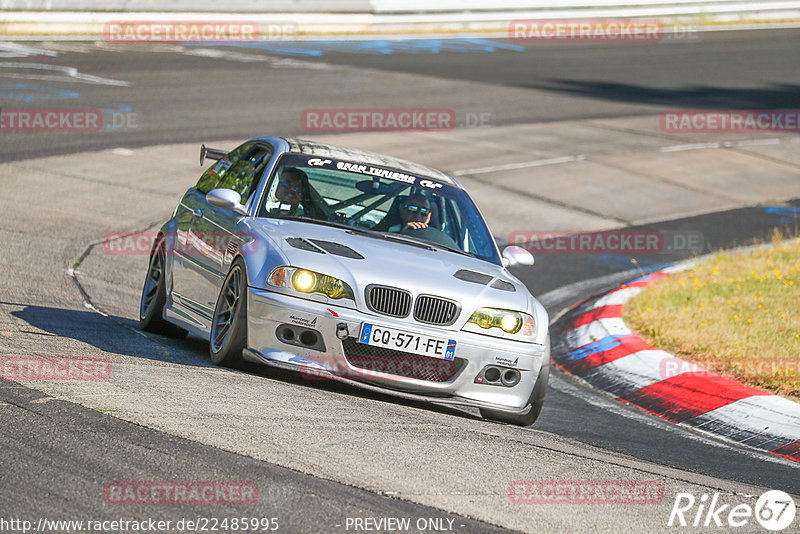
[{"left": 551, "top": 269, "right": 800, "bottom": 463}]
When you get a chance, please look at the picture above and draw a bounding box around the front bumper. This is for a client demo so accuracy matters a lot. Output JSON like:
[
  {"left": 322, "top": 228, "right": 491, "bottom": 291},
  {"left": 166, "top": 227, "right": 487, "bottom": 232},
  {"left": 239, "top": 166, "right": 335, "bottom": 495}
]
[{"left": 246, "top": 287, "right": 549, "bottom": 412}]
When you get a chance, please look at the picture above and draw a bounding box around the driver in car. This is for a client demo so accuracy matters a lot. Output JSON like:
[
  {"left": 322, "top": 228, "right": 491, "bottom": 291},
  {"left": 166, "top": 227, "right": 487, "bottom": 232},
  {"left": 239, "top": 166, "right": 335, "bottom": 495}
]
[
  {"left": 389, "top": 193, "right": 432, "bottom": 232},
  {"left": 390, "top": 193, "right": 460, "bottom": 250}
]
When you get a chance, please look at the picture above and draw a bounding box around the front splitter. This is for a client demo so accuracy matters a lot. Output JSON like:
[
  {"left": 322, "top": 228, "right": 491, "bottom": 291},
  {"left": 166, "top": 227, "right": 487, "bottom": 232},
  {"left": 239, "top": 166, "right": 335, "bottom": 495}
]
[{"left": 243, "top": 347, "right": 532, "bottom": 417}]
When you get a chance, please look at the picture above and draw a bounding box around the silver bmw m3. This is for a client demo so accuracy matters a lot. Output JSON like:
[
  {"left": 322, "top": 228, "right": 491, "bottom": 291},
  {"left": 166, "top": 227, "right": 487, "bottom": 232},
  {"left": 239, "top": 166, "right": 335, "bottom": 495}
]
[{"left": 140, "top": 137, "right": 550, "bottom": 425}]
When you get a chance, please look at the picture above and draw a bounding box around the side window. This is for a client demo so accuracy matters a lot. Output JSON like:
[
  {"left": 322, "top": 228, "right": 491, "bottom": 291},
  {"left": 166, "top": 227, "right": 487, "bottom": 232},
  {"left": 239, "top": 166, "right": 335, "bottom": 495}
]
[
  {"left": 194, "top": 143, "right": 253, "bottom": 194},
  {"left": 218, "top": 145, "right": 272, "bottom": 203}
]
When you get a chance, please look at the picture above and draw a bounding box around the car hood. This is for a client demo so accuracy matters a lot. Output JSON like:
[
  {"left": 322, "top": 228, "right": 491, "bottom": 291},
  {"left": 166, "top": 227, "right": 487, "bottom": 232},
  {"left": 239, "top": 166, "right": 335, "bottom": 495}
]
[{"left": 248, "top": 218, "right": 535, "bottom": 317}]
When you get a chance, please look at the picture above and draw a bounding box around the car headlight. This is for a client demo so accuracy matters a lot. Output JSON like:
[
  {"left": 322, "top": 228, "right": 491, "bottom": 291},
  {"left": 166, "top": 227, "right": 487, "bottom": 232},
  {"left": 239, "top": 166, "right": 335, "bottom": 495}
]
[
  {"left": 292, "top": 270, "right": 316, "bottom": 292},
  {"left": 267, "top": 266, "right": 355, "bottom": 300},
  {"left": 463, "top": 307, "right": 536, "bottom": 340}
]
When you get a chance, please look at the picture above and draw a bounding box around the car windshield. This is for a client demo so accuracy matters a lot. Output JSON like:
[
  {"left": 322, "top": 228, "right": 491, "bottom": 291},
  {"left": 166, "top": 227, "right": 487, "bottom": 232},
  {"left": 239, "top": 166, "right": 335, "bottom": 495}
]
[{"left": 257, "top": 153, "right": 500, "bottom": 264}]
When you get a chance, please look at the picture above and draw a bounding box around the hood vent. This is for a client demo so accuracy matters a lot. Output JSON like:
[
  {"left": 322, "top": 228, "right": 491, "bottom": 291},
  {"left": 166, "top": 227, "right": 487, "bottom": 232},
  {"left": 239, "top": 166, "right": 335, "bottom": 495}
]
[
  {"left": 309, "top": 239, "right": 364, "bottom": 260},
  {"left": 286, "top": 238, "right": 325, "bottom": 254},
  {"left": 491, "top": 279, "right": 516, "bottom": 292},
  {"left": 453, "top": 269, "right": 493, "bottom": 285},
  {"left": 285, "top": 237, "right": 364, "bottom": 259}
]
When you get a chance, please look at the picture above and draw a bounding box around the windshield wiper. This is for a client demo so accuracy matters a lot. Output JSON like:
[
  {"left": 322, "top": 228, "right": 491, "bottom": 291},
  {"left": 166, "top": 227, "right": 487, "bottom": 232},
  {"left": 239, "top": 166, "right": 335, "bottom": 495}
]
[
  {"left": 268, "top": 215, "right": 473, "bottom": 257},
  {"left": 375, "top": 232, "right": 436, "bottom": 251},
  {"left": 269, "top": 215, "right": 408, "bottom": 243},
  {"left": 379, "top": 232, "right": 474, "bottom": 257},
  {"left": 267, "top": 215, "right": 363, "bottom": 233},
  {"left": 337, "top": 226, "right": 443, "bottom": 253}
]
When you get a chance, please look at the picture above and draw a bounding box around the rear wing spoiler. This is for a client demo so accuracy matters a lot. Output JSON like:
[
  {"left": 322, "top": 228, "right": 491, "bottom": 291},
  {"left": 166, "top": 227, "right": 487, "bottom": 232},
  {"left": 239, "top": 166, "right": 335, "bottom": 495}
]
[{"left": 200, "top": 144, "right": 227, "bottom": 165}]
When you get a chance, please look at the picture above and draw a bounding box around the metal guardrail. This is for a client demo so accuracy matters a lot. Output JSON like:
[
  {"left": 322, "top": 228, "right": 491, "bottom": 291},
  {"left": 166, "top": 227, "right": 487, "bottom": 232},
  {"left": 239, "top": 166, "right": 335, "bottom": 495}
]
[
  {"left": 1, "top": 0, "right": 799, "bottom": 38},
  {"left": 1, "top": 0, "right": 799, "bottom": 13}
]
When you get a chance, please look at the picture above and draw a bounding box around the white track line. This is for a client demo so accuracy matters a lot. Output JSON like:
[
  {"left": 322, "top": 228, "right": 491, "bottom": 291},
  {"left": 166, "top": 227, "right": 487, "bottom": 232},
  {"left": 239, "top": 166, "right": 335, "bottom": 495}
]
[
  {"left": 452, "top": 154, "right": 585, "bottom": 176},
  {"left": 660, "top": 138, "right": 784, "bottom": 152},
  {"left": 0, "top": 62, "right": 131, "bottom": 86},
  {"left": 0, "top": 42, "right": 59, "bottom": 58}
]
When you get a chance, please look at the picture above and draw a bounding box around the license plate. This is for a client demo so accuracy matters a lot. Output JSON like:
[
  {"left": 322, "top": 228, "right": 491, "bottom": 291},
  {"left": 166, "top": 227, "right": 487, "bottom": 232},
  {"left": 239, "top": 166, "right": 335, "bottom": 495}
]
[{"left": 358, "top": 323, "right": 456, "bottom": 360}]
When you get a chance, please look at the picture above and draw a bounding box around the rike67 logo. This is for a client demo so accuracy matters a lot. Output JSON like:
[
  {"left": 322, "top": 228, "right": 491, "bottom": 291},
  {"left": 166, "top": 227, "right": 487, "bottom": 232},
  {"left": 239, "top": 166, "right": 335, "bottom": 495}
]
[{"left": 669, "top": 490, "right": 796, "bottom": 530}]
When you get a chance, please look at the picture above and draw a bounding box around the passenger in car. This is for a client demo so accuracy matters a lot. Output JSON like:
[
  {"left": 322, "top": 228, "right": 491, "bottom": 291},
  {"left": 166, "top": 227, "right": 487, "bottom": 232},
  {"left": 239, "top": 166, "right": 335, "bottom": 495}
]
[{"left": 273, "top": 167, "right": 329, "bottom": 220}]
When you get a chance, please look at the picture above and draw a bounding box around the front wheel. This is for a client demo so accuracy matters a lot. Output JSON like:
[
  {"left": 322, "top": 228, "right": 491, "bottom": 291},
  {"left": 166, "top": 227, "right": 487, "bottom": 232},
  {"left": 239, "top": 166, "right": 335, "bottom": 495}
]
[
  {"left": 139, "top": 238, "right": 187, "bottom": 338},
  {"left": 209, "top": 258, "right": 247, "bottom": 367}
]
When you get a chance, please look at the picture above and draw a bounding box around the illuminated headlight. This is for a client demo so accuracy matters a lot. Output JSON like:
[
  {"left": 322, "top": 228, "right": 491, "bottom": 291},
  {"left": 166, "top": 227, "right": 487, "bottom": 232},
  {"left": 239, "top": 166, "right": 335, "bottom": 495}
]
[
  {"left": 292, "top": 270, "right": 316, "bottom": 293},
  {"left": 463, "top": 308, "right": 536, "bottom": 340},
  {"left": 267, "top": 266, "right": 354, "bottom": 300}
]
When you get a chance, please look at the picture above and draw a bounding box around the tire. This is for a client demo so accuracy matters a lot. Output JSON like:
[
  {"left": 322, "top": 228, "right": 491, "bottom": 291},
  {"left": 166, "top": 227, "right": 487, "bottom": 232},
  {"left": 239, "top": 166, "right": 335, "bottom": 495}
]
[
  {"left": 209, "top": 257, "right": 247, "bottom": 368},
  {"left": 480, "top": 360, "right": 549, "bottom": 427},
  {"left": 139, "top": 238, "right": 188, "bottom": 338}
]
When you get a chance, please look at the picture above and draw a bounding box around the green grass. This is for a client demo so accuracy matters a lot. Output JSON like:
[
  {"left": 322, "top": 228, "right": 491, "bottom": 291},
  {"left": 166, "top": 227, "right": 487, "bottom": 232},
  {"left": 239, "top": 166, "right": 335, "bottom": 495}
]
[{"left": 624, "top": 236, "right": 800, "bottom": 401}]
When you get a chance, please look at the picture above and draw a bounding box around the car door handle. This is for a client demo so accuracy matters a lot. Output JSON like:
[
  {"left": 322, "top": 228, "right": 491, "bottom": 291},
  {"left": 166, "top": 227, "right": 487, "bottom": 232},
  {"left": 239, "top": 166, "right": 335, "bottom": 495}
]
[{"left": 192, "top": 208, "right": 204, "bottom": 218}]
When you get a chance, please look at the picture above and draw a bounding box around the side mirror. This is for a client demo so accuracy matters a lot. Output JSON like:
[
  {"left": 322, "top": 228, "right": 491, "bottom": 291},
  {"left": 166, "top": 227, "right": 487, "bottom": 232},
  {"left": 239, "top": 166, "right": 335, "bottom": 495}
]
[
  {"left": 207, "top": 188, "right": 248, "bottom": 216},
  {"left": 502, "top": 245, "right": 534, "bottom": 268}
]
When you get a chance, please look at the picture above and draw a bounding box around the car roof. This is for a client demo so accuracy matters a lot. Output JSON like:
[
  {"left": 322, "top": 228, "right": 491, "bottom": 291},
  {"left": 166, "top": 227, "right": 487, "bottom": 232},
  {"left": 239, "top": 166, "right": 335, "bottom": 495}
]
[{"left": 279, "top": 137, "right": 458, "bottom": 187}]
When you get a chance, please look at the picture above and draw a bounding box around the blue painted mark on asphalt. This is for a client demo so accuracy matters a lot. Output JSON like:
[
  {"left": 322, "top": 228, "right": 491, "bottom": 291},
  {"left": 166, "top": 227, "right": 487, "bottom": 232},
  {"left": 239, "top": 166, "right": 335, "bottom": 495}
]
[
  {"left": 101, "top": 105, "right": 136, "bottom": 131},
  {"left": 764, "top": 206, "right": 800, "bottom": 225},
  {"left": 562, "top": 335, "right": 627, "bottom": 362},
  {"left": 584, "top": 254, "right": 671, "bottom": 272},
  {"left": 185, "top": 38, "right": 524, "bottom": 56},
  {"left": 62, "top": 101, "right": 137, "bottom": 131},
  {"left": 0, "top": 83, "right": 80, "bottom": 103},
  {"left": 215, "top": 43, "right": 322, "bottom": 56}
]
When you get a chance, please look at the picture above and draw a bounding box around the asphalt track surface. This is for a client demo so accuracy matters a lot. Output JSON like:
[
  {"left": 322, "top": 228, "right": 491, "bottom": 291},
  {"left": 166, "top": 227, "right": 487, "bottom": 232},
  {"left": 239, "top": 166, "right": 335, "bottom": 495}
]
[
  {"left": 2, "top": 29, "right": 800, "bottom": 161},
  {"left": 1, "top": 29, "right": 800, "bottom": 533}
]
